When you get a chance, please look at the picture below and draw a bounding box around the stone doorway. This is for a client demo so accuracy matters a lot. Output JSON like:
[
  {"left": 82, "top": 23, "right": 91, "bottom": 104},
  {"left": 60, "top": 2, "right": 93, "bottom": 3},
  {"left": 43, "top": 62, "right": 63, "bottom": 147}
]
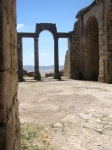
[
  {"left": 84, "top": 16, "right": 99, "bottom": 81},
  {"left": 39, "top": 31, "right": 54, "bottom": 77}
]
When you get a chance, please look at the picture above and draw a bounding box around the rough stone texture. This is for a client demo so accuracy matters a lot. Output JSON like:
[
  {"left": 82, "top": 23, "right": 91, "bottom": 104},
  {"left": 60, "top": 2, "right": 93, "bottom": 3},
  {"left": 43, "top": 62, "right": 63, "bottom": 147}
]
[
  {"left": 0, "top": 0, "right": 21, "bottom": 149},
  {"left": 64, "top": 50, "right": 71, "bottom": 77},
  {"left": 64, "top": 0, "right": 112, "bottom": 83}
]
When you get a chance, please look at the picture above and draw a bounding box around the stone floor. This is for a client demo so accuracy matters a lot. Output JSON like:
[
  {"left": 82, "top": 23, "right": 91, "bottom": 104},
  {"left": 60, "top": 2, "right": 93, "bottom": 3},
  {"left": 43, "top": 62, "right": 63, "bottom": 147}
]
[{"left": 18, "top": 77, "right": 112, "bottom": 150}]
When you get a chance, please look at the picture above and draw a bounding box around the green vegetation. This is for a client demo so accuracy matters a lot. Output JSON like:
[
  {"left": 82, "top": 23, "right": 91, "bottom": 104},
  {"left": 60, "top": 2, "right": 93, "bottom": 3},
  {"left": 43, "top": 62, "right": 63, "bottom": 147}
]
[{"left": 21, "top": 123, "right": 53, "bottom": 150}]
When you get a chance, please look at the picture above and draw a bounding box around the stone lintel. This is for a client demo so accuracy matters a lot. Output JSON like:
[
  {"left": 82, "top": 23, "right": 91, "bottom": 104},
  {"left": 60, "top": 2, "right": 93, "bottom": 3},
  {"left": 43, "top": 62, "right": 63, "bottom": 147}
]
[
  {"left": 17, "top": 33, "right": 36, "bottom": 38},
  {"left": 57, "top": 32, "right": 70, "bottom": 38}
]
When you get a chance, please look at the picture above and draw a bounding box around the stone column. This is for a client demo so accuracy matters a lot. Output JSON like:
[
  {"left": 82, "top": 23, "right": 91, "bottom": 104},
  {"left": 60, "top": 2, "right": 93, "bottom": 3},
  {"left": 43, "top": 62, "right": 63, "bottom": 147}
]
[
  {"left": 98, "top": 23, "right": 106, "bottom": 83},
  {"left": 17, "top": 35, "right": 24, "bottom": 82},
  {"left": 0, "top": 0, "right": 21, "bottom": 149},
  {"left": 34, "top": 37, "right": 41, "bottom": 80},
  {"left": 105, "top": 51, "right": 112, "bottom": 83},
  {"left": 99, "top": 52, "right": 112, "bottom": 84},
  {"left": 54, "top": 36, "right": 61, "bottom": 79}
]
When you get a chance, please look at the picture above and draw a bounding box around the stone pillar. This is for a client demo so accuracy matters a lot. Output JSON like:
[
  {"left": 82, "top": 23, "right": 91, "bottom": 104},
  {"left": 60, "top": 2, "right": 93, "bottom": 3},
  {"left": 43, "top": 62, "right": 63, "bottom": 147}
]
[
  {"left": 99, "top": 52, "right": 112, "bottom": 84},
  {"left": 64, "top": 37, "right": 73, "bottom": 78},
  {"left": 34, "top": 37, "right": 41, "bottom": 80},
  {"left": 17, "top": 35, "right": 24, "bottom": 82},
  {"left": 0, "top": 0, "right": 21, "bottom": 149},
  {"left": 54, "top": 36, "right": 61, "bottom": 79},
  {"left": 98, "top": 22, "right": 106, "bottom": 83},
  {"left": 105, "top": 51, "right": 112, "bottom": 83}
]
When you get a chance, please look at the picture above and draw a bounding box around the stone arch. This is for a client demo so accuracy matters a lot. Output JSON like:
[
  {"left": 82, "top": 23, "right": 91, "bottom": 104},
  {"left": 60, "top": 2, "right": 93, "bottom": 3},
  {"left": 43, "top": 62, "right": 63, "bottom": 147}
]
[
  {"left": 36, "top": 23, "right": 57, "bottom": 38},
  {"left": 35, "top": 23, "right": 61, "bottom": 79},
  {"left": 106, "top": 7, "right": 112, "bottom": 83},
  {"left": 84, "top": 16, "right": 99, "bottom": 81}
]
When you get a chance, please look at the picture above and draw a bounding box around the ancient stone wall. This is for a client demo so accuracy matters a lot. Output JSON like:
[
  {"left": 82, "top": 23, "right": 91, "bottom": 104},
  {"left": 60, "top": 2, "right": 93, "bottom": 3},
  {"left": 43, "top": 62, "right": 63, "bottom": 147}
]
[
  {"left": 64, "top": 0, "right": 112, "bottom": 83},
  {"left": 0, "top": 0, "right": 21, "bottom": 149},
  {"left": 71, "top": 20, "right": 83, "bottom": 79},
  {"left": 64, "top": 50, "right": 71, "bottom": 77},
  {"left": 64, "top": 20, "right": 83, "bottom": 79}
]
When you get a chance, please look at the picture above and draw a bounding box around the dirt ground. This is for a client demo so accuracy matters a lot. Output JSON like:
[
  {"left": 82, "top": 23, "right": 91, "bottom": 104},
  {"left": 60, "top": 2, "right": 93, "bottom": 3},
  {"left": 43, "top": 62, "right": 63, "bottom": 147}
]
[{"left": 18, "top": 77, "right": 112, "bottom": 150}]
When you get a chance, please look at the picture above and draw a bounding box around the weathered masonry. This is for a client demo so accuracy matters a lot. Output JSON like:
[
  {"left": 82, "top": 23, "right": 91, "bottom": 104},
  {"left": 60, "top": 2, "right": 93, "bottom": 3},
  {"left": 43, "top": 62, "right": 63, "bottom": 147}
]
[
  {"left": 64, "top": 0, "right": 112, "bottom": 83},
  {"left": 0, "top": 0, "right": 21, "bottom": 149},
  {"left": 17, "top": 23, "right": 70, "bottom": 81},
  {"left": 0, "top": 0, "right": 112, "bottom": 149}
]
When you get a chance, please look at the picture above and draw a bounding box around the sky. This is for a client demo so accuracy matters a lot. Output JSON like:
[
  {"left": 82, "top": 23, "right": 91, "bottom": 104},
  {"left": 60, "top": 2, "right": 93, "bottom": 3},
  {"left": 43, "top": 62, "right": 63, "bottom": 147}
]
[{"left": 17, "top": 0, "right": 94, "bottom": 66}]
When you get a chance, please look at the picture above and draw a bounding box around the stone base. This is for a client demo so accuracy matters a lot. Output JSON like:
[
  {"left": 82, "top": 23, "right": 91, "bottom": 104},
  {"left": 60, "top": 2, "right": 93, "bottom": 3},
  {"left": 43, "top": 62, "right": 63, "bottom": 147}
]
[
  {"left": 53, "top": 72, "right": 61, "bottom": 80},
  {"left": 18, "top": 78, "right": 25, "bottom": 82},
  {"left": 34, "top": 72, "right": 41, "bottom": 81},
  {"left": 98, "top": 75, "right": 104, "bottom": 83}
]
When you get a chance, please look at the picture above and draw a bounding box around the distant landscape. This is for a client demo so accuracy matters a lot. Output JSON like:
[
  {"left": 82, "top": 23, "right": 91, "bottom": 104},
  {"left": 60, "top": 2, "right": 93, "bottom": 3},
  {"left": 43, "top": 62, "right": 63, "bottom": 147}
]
[
  {"left": 23, "top": 65, "right": 64, "bottom": 77},
  {"left": 23, "top": 65, "right": 64, "bottom": 72}
]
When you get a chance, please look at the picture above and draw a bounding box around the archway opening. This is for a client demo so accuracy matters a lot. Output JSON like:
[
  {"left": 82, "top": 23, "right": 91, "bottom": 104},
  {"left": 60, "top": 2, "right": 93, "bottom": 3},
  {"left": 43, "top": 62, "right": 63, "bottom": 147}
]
[
  {"left": 106, "top": 7, "right": 112, "bottom": 83},
  {"left": 59, "top": 38, "right": 68, "bottom": 76},
  {"left": 39, "top": 31, "right": 54, "bottom": 77},
  {"left": 22, "top": 38, "right": 34, "bottom": 79},
  {"left": 85, "top": 16, "right": 99, "bottom": 81}
]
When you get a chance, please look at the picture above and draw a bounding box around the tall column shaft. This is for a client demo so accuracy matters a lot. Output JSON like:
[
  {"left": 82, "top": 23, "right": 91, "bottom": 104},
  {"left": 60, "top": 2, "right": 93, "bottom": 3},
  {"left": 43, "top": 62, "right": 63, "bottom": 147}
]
[
  {"left": 17, "top": 36, "right": 23, "bottom": 82},
  {"left": 54, "top": 36, "right": 61, "bottom": 79},
  {"left": 34, "top": 37, "right": 41, "bottom": 80}
]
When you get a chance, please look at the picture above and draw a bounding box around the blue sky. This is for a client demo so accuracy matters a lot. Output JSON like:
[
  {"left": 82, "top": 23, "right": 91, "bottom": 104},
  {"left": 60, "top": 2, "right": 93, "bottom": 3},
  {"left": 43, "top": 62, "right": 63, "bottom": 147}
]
[{"left": 17, "top": 0, "right": 94, "bottom": 66}]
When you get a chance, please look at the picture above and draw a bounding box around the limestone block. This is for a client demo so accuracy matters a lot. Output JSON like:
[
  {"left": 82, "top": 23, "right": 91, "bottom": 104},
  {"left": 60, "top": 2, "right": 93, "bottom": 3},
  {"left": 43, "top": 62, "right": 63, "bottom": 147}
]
[
  {"left": 99, "top": 39, "right": 105, "bottom": 45},
  {"left": 7, "top": 104, "right": 15, "bottom": 150},
  {"left": 98, "top": 75, "right": 104, "bottom": 83},
  {"left": 0, "top": 0, "right": 18, "bottom": 71},
  {"left": 99, "top": 21, "right": 104, "bottom": 28},
  {"left": 99, "top": 28, "right": 105, "bottom": 36},
  {"left": 5, "top": 71, "right": 18, "bottom": 109},
  {"left": 0, "top": 70, "right": 18, "bottom": 120},
  {"left": 99, "top": 44, "right": 106, "bottom": 51}
]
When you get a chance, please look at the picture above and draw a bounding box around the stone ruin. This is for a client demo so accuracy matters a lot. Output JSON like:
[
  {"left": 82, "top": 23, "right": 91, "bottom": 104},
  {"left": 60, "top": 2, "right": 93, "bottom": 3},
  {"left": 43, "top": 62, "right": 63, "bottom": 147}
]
[
  {"left": 18, "top": 0, "right": 112, "bottom": 84},
  {"left": 64, "top": 0, "right": 112, "bottom": 83},
  {"left": 17, "top": 23, "right": 70, "bottom": 81},
  {"left": 0, "top": 0, "right": 112, "bottom": 149}
]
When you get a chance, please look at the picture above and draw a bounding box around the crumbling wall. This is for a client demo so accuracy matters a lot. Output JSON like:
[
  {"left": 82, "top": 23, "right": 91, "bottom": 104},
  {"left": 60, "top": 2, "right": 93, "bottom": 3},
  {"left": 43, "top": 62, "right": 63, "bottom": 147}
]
[
  {"left": 64, "top": 50, "right": 71, "bottom": 77},
  {"left": 71, "top": 20, "right": 83, "bottom": 79},
  {"left": 64, "top": 0, "right": 112, "bottom": 83},
  {"left": 0, "top": 0, "right": 21, "bottom": 149},
  {"left": 64, "top": 20, "right": 83, "bottom": 79}
]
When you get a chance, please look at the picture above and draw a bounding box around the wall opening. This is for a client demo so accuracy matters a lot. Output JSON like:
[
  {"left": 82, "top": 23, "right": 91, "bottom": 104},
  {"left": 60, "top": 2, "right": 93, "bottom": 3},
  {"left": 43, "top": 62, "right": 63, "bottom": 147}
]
[
  {"left": 39, "top": 31, "right": 54, "bottom": 77},
  {"left": 22, "top": 38, "right": 34, "bottom": 79},
  {"left": 85, "top": 16, "right": 99, "bottom": 81},
  {"left": 59, "top": 38, "right": 68, "bottom": 74}
]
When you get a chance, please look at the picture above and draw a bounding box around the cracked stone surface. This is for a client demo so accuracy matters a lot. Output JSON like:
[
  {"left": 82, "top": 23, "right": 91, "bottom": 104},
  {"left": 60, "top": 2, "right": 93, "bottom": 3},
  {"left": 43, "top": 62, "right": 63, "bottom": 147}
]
[{"left": 18, "top": 77, "right": 112, "bottom": 150}]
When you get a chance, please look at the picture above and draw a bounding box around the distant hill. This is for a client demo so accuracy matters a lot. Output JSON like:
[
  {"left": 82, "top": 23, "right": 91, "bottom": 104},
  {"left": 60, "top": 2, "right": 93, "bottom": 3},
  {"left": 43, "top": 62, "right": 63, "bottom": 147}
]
[{"left": 23, "top": 65, "right": 64, "bottom": 72}]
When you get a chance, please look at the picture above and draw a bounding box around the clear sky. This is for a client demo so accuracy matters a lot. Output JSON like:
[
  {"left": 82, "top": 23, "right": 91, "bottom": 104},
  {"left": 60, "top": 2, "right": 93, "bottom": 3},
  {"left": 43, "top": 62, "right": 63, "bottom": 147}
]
[{"left": 17, "top": 0, "right": 94, "bottom": 66}]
